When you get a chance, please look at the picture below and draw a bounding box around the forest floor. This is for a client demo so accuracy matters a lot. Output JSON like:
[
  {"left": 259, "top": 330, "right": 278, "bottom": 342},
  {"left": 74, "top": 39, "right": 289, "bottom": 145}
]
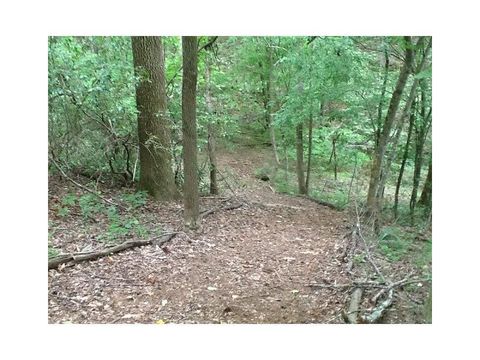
[{"left": 48, "top": 146, "right": 428, "bottom": 324}]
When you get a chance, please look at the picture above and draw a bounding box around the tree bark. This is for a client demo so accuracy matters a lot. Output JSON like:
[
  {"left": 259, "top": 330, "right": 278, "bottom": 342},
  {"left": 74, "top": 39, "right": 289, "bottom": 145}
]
[
  {"left": 418, "top": 159, "right": 432, "bottom": 208},
  {"left": 378, "top": 38, "right": 431, "bottom": 212},
  {"left": 296, "top": 123, "right": 307, "bottom": 194},
  {"left": 410, "top": 79, "right": 432, "bottom": 214},
  {"left": 131, "top": 36, "right": 177, "bottom": 200},
  {"left": 394, "top": 100, "right": 415, "bottom": 218},
  {"left": 205, "top": 57, "right": 218, "bottom": 195},
  {"left": 305, "top": 111, "right": 314, "bottom": 194},
  {"left": 375, "top": 45, "right": 390, "bottom": 147},
  {"left": 366, "top": 36, "right": 414, "bottom": 216},
  {"left": 266, "top": 44, "right": 280, "bottom": 166},
  {"left": 182, "top": 36, "right": 200, "bottom": 229}
]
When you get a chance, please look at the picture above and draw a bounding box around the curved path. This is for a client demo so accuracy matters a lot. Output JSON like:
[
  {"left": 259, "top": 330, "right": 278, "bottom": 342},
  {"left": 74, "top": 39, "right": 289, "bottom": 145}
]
[{"left": 48, "top": 147, "right": 349, "bottom": 323}]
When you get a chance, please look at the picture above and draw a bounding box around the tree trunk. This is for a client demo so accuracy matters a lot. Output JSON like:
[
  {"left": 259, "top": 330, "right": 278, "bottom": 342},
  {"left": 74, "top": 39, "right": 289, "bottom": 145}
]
[
  {"left": 305, "top": 111, "right": 314, "bottom": 194},
  {"left": 376, "top": 45, "right": 390, "bottom": 147},
  {"left": 266, "top": 44, "right": 280, "bottom": 167},
  {"left": 131, "top": 36, "right": 177, "bottom": 200},
  {"left": 182, "top": 36, "right": 200, "bottom": 229},
  {"left": 296, "top": 123, "right": 307, "bottom": 194},
  {"left": 418, "top": 159, "right": 432, "bottom": 209},
  {"left": 410, "top": 79, "right": 432, "bottom": 214},
  {"left": 366, "top": 36, "right": 414, "bottom": 216},
  {"left": 205, "top": 57, "right": 218, "bottom": 195},
  {"left": 394, "top": 100, "right": 415, "bottom": 218}
]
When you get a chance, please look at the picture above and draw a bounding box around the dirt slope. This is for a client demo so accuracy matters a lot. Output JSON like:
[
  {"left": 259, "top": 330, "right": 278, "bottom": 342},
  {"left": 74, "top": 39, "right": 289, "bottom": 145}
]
[{"left": 48, "top": 147, "right": 350, "bottom": 323}]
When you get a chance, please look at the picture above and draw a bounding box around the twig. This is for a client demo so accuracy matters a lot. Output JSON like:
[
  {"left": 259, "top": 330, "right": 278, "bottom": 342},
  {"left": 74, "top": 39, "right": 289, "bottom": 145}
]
[
  {"left": 48, "top": 232, "right": 177, "bottom": 270},
  {"left": 353, "top": 199, "right": 386, "bottom": 283},
  {"left": 49, "top": 156, "right": 127, "bottom": 211}
]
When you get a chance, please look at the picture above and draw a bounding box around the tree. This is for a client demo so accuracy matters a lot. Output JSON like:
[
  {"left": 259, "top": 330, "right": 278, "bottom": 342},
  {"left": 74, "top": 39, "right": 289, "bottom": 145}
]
[
  {"left": 204, "top": 42, "right": 218, "bottom": 195},
  {"left": 366, "top": 36, "right": 414, "bottom": 216},
  {"left": 131, "top": 36, "right": 177, "bottom": 200},
  {"left": 296, "top": 123, "right": 307, "bottom": 194},
  {"left": 410, "top": 80, "right": 432, "bottom": 214},
  {"left": 418, "top": 159, "right": 432, "bottom": 209},
  {"left": 182, "top": 36, "right": 200, "bottom": 228}
]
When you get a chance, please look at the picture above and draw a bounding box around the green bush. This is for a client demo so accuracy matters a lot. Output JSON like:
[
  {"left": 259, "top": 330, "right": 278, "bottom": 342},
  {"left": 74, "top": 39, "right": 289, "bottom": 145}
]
[
  {"left": 48, "top": 245, "right": 60, "bottom": 259},
  {"left": 79, "top": 193, "right": 104, "bottom": 218},
  {"left": 378, "top": 226, "right": 413, "bottom": 262},
  {"left": 121, "top": 191, "right": 148, "bottom": 209}
]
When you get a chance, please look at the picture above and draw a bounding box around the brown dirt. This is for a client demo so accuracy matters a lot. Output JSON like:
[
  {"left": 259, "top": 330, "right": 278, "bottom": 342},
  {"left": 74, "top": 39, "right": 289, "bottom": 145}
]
[{"left": 48, "top": 147, "right": 353, "bottom": 323}]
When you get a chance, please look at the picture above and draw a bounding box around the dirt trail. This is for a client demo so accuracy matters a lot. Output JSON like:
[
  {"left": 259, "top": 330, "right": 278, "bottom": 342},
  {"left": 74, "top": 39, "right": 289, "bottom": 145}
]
[{"left": 48, "top": 147, "right": 350, "bottom": 323}]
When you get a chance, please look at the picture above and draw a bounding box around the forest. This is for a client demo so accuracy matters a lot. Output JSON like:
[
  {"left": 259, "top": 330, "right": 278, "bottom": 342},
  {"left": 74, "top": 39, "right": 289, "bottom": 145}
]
[{"left": 48, "top": 36, "right": 432, "bottom": 324}]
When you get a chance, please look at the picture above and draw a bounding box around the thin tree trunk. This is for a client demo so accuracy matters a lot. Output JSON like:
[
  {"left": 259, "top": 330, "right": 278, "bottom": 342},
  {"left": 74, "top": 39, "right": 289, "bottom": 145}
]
[
  {"left": 305, "top": 111, "right": 314, "bottom": 194},
  {"left": 333, "top": 137, "right": 338, "bottom": 181},
  {"left": 266, "top": 44, "right": 280, "bottom": 167},
  {"left": 377, "top": 37, "right": 431, "bottom": 210},
  {"left": 296, "top": 123, "right": 307, "bottom": 194},
  {"left": 376, "top": 45, "right": 390, "bottom": 147},
  {"left": 182, "top": 36, "right": 199, "bottom": 229},
  {"left": 131, "top": 36, "right": 177, "bottom": 200},
  {"left": 394, "top": 100, "right": 415, "bottom": 218},
  {"left": 418, "top": 159, "right": 432, "bottom": 208},
  {"left": 410, "top": 76, "right": 432, "bottom": 214},
  {"left": 366, "top": 36, "right": 414, "bottom": 216},
  {"left": 205, "top": 57, "right": 218, "bottom": 195}
]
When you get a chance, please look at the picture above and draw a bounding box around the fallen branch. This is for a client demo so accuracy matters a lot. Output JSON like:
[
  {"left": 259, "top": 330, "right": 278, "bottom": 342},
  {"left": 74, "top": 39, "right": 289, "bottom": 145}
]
[
  {"left": 297, "top": 195, "right": 342, "bottom": 211},
  {"left": 309, "top": 282, "right": 385, "bottom": 290},
  {"left": 343, "top": 288, "right": 363, "bottom": 324},
  {"left": 200, "top": 198, "right": 244, "bottom": 219},
  {"left": 371, "top": 276, "right": 430, "bottom": 304},
  {"left": 353, "top": 200, "right": 386, "bottom": 283},
  {"left": 48, "top": 232, "right": 177, "bottom": 270},
  {"left": 361, "top": 289, "right": 394, "bottom": 323},
  {"left": 49, "top": 156, "right": 127, "bottom": 211}
]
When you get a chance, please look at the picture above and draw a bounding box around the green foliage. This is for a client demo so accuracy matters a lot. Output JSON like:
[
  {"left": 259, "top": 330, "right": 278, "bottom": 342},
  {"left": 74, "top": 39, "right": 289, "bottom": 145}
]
[
  {"left": 48, "top": 245, "right": 60, "bottom": 259},
  {"left": 57, "top": 206, "right": 70, "bottom": 217},
  {"left": 378, "top": 226, "right": 414, "bottom": 262},
  {"left": 62, "top": 193, "right": 77, "bottom": 206},
  {"left": 78, "top": 193, "right": 104, "bottom": 218},
  {"left": 49, "top": 36, "right": 138, "bottom": 181},
  {"left": 121, "top": 191, "right": 148, "bottom": 209}
]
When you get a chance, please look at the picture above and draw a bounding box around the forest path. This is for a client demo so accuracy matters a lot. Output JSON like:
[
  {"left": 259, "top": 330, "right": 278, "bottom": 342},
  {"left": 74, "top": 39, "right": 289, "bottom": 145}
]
[{"left": 48, "top": 146, "right": 350, "bottom": 323}]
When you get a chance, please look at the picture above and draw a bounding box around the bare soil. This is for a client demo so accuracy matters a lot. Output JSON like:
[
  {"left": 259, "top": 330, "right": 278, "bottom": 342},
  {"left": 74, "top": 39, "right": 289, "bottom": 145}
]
[{"left": 48, "top": 146, "right": 418, "bottom": 324}]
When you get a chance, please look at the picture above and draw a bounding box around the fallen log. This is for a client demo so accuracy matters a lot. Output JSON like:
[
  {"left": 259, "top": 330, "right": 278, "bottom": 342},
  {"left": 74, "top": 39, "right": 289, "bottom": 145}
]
[
  {"left": 361, "top": 289, "right": 394, "bottom": 323},
  {"left": 296, "top": 195, "right": 342, "bottom": 211},
  {"left": 343, "top": 288, "right": 364, "bottom": 324},
  {"left": 48, "top": 232, "right": 177, "bottom": 270},
  {"left": 200, "top": 201, "right": 243, "bottom": 219}
]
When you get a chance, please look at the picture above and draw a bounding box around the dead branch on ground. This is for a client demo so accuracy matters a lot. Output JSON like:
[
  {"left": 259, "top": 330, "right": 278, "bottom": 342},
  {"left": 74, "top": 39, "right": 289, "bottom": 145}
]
[
  {"left": 49, "top": 155, "right": 127, "bottom": 211},
  {"left": 48, "top": 232, "right": 177, "bottom": 270}
]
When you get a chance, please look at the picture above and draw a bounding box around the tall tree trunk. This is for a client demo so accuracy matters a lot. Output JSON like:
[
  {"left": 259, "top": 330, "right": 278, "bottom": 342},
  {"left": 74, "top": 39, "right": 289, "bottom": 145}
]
[
  {"left": 205, "top": 57, "right": 218, "bottom": 195},
  {"left": 182, "top": 36, "right": 199, "bottom": 229},
  {"left": 394, "top": 100, "right": 415, "bottom": 218},
  {"left": 266, "top": 44, "right": 280, "bottom": 167},
  {"left": 376, "top": 45, "right": 390, "bottom": 147},
  {"left": 418, "top": 159, "right": 432, "bottom": 209},
  {"left": 305, "top": 111, "right": 314, "bottom": 194},
  {"left": 388, "top": 38, "right": 431, "bottom": 217},
  {"left": 296, "top": 123, "right": 307, "bottom": 194},
  {"left": 131, "top": 36, "right": 177, "bottom": 200},
  {"left": 366, "top": 36, "right": 414, "bottom": 216},
  {"left": 410, "top": 84, "right": 432, "bottom": 213}
]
